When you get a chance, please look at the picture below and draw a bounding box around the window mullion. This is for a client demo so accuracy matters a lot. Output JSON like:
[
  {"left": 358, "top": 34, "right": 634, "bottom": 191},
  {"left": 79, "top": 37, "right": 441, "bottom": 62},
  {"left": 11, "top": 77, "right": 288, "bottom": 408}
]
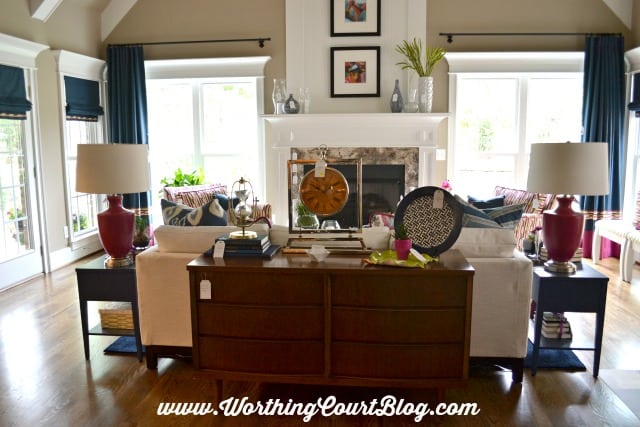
[
  {"left": 193, "top": 82, "right": 204, "bottom": 170},
  {"left": 516, "top": 77, "right": 529, "bottom": 189}
]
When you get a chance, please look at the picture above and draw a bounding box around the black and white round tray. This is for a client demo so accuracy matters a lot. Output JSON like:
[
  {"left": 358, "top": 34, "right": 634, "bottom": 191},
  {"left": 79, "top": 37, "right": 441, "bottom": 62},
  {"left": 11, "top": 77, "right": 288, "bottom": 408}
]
[{"left": 394, "top": 186, "right": 463, "bottom": 257}]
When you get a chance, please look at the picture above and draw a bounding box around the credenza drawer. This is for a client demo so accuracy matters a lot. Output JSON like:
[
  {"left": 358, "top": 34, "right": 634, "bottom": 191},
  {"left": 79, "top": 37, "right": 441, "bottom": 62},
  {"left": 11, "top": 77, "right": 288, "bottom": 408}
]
[
  {"left": 332, "top": 342, "right": 464, "bottom": 379},
  {"left": 332, "top": 307, "right": 466, "bottom": 343},
  {"left": 198, "top": 337, "right": 324, "bottom": 375},
  {"left": 331, "top": 275, "right": 469, "bottom": 307},
  {"left": 201, "top": 272, "right": 324, "bottom": 305},
  {"left": 198, "top": 304, "right": 323, "bottom": 339}
]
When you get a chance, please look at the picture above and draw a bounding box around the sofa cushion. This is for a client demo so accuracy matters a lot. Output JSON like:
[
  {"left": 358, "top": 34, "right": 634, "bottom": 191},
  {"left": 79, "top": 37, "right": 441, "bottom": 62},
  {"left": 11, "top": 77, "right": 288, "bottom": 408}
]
[
  {"left": 452, "top": 227, "right": 517, "bottom": 258},
  {"left": 467, "top": 194, "right": 505, "bottom": 209},
  {"left": 161, "top": 198, "right": 227, "bottom": 226},
  {"left": 154, "top": 223, "right": 270, "bottom": 253}
]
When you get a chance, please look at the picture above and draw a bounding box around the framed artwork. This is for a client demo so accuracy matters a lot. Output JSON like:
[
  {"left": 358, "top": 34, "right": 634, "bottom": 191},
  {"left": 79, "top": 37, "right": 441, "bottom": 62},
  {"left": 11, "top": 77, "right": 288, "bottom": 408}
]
[
  {"left": 330, "top": 46, "right": 380, "bottom": 98},
  {"left": 330, "top": 0, "right": 381, "bottom": 37}
]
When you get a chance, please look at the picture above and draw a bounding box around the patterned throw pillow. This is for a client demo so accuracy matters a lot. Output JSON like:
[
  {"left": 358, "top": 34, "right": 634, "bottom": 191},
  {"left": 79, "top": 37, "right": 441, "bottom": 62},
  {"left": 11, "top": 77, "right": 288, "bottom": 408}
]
[
  {"left": 456, "top": 196, "right": 525, "bottom": 229},
  {"left": 161, "top": 198, "right": 227, "bottom": 226},
  {"left": 484, "top": 203, "right": 525, "bottom": 229},
  {"left": 455, "top": 195, "right": 501, "bottom": 228},
  {"left": 467, "top": 194, "right": 505, "bottom": 209}
]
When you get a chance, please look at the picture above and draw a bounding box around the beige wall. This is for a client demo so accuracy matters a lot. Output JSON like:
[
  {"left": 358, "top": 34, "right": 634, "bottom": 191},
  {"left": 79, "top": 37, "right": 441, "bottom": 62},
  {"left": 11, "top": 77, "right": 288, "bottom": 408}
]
[
  {"left": 0, "top": 0, "right": 105, "bottom": 263},
  {"left": 634, "top": 0, "right": 640, "bottom": 46},
  {"left": 428, "top": 0, "right": 632, "bottom": 114},
  {"left": 102, "top": 0, "right": 286, "bottom": 113}
]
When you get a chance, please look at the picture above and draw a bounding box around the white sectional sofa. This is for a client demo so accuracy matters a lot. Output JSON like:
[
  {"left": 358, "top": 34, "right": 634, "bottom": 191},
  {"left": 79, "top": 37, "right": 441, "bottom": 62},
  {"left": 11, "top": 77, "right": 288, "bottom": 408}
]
[{"left": 136, "top": 224, "right": 532, "bottom": 381}]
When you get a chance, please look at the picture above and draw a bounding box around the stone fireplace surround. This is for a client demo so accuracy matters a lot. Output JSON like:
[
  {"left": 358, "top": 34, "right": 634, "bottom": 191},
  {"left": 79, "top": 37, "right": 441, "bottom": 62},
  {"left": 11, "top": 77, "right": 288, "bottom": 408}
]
[{"left": 262, "top": 113, "right": 448, "bottom": 225}]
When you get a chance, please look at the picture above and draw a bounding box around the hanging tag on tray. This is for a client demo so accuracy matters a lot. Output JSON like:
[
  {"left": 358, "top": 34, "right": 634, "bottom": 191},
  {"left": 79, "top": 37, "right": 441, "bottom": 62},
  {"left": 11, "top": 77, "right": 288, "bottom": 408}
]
[{"left": 433, "top": 189, "right": 444, "bottom": 209}]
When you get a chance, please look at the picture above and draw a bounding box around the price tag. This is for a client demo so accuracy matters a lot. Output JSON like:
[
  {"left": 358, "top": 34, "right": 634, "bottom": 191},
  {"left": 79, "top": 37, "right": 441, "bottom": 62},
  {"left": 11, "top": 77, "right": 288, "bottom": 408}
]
[
  {"left": 213, "top": 241, "right": 225, "bottom": 258},
  {"left": 199, "top": 279, "right": 212, "bottom": 300},
  {"left": 392, "top": 94, "right": 398, "bottom": 102},
  {"left": 314, "top": 159, "right": 327, "bottom": 177},
  {"left": 433, "top": 189, "right": 444, "bottom": 209}
]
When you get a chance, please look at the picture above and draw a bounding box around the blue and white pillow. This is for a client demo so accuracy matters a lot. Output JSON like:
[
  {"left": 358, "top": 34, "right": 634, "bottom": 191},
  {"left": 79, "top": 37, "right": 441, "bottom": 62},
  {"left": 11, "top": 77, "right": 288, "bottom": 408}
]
[
  {"left": 161, "top": 198, "right": 227, "bottom": 226},
  {"left": 484, "top": 204, "right": 525, "bottom": 229},
  {"left": 467, "top": 194, "right": 505, "bottom": 209},
  {"left": 455, "top": 195, "right": 524, "bottom": 229}
]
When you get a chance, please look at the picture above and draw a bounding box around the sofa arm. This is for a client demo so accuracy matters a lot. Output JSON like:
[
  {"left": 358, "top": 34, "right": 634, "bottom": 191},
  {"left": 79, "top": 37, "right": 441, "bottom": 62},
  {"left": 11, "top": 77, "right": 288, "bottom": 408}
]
[
  {"left": 466, "top": 251, "right": 533, "bottom": 359},
  {"left": 135, "top": 246, "right": 198, "bottom": 347}
]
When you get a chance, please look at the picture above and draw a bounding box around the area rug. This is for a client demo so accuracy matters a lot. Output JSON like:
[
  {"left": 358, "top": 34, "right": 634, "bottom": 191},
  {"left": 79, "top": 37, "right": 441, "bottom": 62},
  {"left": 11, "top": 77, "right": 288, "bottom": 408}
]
[
  {"left": 599, "top": 369, "right": 640, "bottom": 420},
  {"left": 104, "top": 336, "right": 145, "bottom": 354},
  {"left": 524, "top": 341, "right": 586, "bottom": 371}
]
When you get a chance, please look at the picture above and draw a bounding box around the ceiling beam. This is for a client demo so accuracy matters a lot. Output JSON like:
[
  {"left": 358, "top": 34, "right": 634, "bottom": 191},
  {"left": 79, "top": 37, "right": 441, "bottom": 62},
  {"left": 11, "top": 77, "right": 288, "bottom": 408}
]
[
  {"left": 101, "top": 0, "right": 137, "bottom": 41},
  {"left": 29, "top": 0, "right": 64, "bottom": 22},
  {"left": 602, "top": 0, "right": 633, "bottom": 30}
]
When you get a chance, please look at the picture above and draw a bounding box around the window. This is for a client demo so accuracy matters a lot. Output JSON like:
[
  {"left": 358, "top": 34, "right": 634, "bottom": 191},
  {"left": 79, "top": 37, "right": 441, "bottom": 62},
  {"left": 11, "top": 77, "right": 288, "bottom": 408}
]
[
  {"left": 64, "top": 120, "right": 103, "bottom": 239},
  {"left": 447, "top": 53, "right": 584, "bottom": 197},
  {"left": 0, "top": 119, "right": 31, "bottom": 260},
  {"left": 145, "top": 57, "right": 269, "bottom": 225},
  {"left": 54, "top": 51, "right": 107, "bottom": 249}
]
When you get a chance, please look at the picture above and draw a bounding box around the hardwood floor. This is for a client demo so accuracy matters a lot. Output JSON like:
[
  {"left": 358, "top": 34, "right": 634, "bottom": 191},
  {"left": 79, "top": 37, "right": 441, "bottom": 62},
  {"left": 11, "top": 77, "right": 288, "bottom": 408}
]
[{"left": 1, "top": 254, "right": 640, "bottom": 426}]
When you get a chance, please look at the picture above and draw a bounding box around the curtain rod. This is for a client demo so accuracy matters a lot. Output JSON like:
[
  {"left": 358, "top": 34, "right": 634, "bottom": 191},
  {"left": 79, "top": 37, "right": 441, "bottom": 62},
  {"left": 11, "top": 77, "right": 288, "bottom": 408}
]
[
  {"left": 108, "top": 37, "right": 271, "bottom": 48},
  {"left": 439, "top": 32, "right": 622, "bottom": 44}
]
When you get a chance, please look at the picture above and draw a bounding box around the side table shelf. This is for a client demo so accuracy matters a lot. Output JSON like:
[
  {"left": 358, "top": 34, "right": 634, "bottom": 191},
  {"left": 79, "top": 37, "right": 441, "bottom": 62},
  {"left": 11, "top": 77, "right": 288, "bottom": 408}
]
[
  {"left": 75, "top": 256, "right": 143, "bottom": 362},
  {"left": 529, "top": 264, "right": 608, "bottom": 377}
]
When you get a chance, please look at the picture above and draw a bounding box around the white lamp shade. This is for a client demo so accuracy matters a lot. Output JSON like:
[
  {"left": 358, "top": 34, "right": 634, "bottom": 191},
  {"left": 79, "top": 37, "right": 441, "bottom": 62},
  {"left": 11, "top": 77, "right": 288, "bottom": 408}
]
[
  {"left": 76, "top": 144, "right": 150, "bottom": 194},
  {"left": 526, "top": 142, "right": 609, "bottom": 196}
]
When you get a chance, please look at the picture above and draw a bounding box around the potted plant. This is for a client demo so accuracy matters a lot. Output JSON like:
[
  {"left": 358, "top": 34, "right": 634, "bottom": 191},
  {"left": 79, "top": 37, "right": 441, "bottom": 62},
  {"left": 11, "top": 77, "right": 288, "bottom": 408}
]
[
  {"left": 295, "top": 201, "right": 319, "bottom": 230},
  {"left": 393, "top": 222, "right": 412, "bottom": 260},
  {"left": 395, "top": 38, "right": 446, "bottom": 113},
  {"left": 160, "top": 167, "right": 205, "bottom": 188}
]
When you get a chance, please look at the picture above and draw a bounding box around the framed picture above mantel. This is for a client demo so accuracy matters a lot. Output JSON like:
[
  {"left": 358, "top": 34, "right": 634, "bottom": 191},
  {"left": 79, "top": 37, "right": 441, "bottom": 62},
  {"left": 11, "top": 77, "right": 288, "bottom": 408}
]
[
  {"left": 330, "top": 0, "right": 381, "bottom": 37},
  {"left": 330, "top": 46, "right": 380, "bottom": 98}
]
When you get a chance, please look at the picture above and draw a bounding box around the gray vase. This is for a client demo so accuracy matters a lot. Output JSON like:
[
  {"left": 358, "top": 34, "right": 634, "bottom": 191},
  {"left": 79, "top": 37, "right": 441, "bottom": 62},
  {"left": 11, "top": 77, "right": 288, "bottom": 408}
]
[{"left": 390, "top": 79, "right": 403, "bottom": 113}]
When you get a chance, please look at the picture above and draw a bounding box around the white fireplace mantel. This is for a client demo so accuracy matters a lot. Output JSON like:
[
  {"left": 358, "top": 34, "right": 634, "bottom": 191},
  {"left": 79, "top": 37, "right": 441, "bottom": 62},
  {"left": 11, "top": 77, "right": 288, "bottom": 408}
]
[{"left": 262, "top": 113, "right": 449, "bottom": 225}]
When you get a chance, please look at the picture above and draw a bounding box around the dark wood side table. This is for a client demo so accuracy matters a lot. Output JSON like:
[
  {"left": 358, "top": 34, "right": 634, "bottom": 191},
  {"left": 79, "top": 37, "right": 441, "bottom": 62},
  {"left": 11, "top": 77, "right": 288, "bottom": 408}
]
[
  {"left": 75, "top": 256, "right": 143, "bottom": 362},
  {"left": 529, "top": 263, "right": 608, "bottom": 377}
]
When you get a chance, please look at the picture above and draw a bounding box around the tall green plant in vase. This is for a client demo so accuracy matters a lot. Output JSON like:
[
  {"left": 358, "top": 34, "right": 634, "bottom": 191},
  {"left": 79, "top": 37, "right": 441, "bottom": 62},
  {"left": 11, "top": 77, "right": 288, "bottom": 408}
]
[{"left": 395, "top": 38, "right": 446, "bottom": 113}]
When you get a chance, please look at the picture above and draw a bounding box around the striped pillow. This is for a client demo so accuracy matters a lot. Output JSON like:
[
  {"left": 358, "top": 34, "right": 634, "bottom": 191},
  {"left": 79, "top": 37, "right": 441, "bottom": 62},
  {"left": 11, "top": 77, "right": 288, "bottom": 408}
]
[
  {"left": 484, "top": 204, "right": 525, "bottom": 229},
  {"left": 494, "top": 186, "right": 539, "bottom": 214}
]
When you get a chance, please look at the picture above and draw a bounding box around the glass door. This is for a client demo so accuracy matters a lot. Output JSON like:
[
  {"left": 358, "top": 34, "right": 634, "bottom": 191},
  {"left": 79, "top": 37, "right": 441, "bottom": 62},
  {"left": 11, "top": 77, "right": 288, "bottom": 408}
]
[{"left": 0, "top": 117, "right": 43, "bottom": 290}]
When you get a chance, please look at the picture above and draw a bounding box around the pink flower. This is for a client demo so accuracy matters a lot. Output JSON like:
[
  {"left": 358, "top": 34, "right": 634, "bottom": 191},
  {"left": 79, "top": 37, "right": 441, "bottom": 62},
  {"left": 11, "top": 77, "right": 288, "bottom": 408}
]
[{"left": 441, "top": 179, "right": 452, "bottom": 191}]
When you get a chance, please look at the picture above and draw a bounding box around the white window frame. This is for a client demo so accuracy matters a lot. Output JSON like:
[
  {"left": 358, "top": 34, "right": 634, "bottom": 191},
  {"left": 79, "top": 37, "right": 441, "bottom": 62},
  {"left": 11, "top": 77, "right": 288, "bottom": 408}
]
[
  {"left": 446, "top": 52, "right": 585, "bottom": 195},
  {"left": 144, "top": 56, "right": 270, "bottom": 206},
  {"left": 53, "top": 50, "right": 107, "bottom": 252}
]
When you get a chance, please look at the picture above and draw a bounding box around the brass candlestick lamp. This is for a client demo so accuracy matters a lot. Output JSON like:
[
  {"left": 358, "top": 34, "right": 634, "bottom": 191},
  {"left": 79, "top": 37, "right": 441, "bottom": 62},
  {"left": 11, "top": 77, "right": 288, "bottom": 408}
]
[{"left": 228, "top": 177, "right": 258, "bottom": 239}]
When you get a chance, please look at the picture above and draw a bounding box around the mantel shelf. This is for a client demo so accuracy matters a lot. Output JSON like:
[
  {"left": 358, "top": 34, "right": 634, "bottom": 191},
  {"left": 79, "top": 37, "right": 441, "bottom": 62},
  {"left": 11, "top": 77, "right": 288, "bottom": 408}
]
[{"left": 261, "top": 112, "right": 450, "bottom": 122}]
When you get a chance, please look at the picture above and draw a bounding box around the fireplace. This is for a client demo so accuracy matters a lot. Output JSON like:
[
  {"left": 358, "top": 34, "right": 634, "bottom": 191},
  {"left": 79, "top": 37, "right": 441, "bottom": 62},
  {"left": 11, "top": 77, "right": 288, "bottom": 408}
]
[
  {"left": 295, "top": 148, "right": 414, "bottom": 228},
  {"left": 263, "top": 113, "right": 448, "bottom": 225}
]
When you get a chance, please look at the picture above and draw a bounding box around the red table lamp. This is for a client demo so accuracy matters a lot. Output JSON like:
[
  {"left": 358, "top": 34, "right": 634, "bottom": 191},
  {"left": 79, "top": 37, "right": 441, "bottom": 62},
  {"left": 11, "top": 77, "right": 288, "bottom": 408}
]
[
  {"left": 76, "top": 144, "right": 150, "bottom": 267},
  {"left": 526, "top": 142, "right": 609, "bottom": 274}
]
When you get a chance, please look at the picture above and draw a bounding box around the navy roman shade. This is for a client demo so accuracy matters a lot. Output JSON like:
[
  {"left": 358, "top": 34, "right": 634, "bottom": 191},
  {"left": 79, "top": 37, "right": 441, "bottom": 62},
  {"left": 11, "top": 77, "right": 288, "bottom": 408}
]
[
  {"left": 64, "top": 76, "right": 104, "bottom": 121},
  {"left": 0, "top": 64, "right": 32, "bottom": 120}
]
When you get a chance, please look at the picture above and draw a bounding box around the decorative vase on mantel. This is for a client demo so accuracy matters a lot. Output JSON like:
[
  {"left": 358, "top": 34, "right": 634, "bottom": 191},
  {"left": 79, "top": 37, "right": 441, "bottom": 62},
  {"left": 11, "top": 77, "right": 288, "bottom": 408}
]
[
  {"left": 418, "top": 76, "right": 434, "bottom": 113},
  {"left": 272, "top": 78, "right": 286, "bottom": 115},
  {"left": 390, "top": 79, "right": 404, "bottom": 113}
]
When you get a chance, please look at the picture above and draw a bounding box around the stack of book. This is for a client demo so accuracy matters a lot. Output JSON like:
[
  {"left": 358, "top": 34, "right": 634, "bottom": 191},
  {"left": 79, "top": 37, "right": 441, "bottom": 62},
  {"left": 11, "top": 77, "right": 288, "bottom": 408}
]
[
  {"left": 540, "top": 311, "right": 572, "bottom": 339},
  {"left": 214, "top": 233, "right": 280, "bottom": 259}
]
